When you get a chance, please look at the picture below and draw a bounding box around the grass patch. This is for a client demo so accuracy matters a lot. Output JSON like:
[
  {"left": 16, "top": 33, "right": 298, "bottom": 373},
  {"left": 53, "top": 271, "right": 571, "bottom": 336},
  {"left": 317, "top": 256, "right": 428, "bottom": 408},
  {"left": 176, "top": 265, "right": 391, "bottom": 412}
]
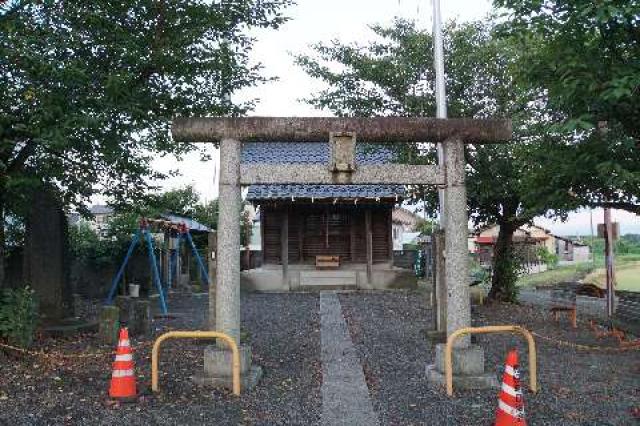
[
  {"left": 517, "top": 262, "right": 594, "bottom": 288},
  {"left": 517, "top": 257, "right": 640, "bottom": 292},
  {"left": 592, "top": 253, "right": 640, "bottom": 268},
  {"left": 583, "top": 261, "right": 640, "bottom": 292}
]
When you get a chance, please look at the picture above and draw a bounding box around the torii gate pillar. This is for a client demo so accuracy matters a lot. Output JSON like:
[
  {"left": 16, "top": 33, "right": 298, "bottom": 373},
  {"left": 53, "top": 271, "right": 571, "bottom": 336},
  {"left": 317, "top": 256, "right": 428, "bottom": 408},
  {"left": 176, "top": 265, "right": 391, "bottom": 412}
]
[{"left": 424, "top": 138, "right": 499, "bottom": 391}]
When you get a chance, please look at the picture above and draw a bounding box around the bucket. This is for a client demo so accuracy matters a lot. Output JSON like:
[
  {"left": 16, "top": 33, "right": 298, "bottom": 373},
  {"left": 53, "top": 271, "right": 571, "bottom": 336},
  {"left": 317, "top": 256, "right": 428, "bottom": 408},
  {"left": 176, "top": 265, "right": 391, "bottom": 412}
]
[{"left": 129, "top": 284, "right": 140, "bottom": 298}]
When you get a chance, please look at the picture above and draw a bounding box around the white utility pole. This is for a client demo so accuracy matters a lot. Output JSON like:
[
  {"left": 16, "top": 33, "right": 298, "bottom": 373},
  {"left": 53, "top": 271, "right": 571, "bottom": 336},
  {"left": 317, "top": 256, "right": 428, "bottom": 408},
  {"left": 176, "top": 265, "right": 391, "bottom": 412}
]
[
  {"left": 431, "top": 0, "right": 448, "bottom": 336},
  {"left": 433, "top": 0, "right": 447, "bottom": 228}
]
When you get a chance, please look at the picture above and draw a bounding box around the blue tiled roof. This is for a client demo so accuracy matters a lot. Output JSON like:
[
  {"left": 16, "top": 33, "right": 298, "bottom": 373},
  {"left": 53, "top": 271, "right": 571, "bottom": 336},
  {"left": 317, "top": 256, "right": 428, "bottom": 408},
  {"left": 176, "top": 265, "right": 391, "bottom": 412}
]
[
  {"left": 243, "top": 142, "right": 405, "bottom": 201},
  {"left": 242, "top": 142, "right": 395, "bottom": 165},
  {"left": 246, "top": 184, "right": 404, "bottom": 200}
]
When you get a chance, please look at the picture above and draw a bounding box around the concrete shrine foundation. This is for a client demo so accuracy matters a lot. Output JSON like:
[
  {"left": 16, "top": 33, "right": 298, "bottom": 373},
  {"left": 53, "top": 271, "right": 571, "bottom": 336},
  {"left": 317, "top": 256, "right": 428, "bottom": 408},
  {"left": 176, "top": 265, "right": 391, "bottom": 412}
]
[{"left": 241, "top": 263, "right": 417, "bottom": 292}]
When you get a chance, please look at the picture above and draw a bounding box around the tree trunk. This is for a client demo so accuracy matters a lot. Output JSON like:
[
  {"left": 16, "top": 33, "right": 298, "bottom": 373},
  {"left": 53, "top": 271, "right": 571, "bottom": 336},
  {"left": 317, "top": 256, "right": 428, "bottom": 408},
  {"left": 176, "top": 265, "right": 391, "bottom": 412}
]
[
  {"left": 488, "top": 221, "right": 518, "bottom": 302},
  {"left": 23, "top": 187, "right": 71, "bottom": 321},
  {"left": 0, "top": 189, "right": 5, "bottom": 290}
]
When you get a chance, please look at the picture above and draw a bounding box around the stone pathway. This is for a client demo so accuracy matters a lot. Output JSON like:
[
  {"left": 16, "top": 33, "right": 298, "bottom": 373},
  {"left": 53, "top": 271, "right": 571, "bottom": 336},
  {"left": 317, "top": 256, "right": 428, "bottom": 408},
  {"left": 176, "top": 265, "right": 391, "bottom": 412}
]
[{"left": 320, "top": 291, "right": 378, "bottom": 426}]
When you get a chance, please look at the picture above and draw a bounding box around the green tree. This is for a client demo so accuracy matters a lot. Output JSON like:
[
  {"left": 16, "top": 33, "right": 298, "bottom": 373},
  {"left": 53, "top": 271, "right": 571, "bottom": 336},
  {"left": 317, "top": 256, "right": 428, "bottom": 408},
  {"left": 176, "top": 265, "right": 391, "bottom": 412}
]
[
  {"left": 415, "top": 218, "right": 437, "bottom": 236},
  {"left": 296, "top": 19, "right": 573, "bottom": 301},
  {"left": 69, "top": 220, "right": 131, "bottom": 267},
  {"left": 0, "top": 0, "right": 292, "bottom": 287},
  {"left": 148, "top": 186, "right": 202, "bottom": 217},
  {"left": 495, "top": 0, "right": 640, "bottom": 214},
  {"left": 193, "top": 200, "right": 220, "bottom": 231}
]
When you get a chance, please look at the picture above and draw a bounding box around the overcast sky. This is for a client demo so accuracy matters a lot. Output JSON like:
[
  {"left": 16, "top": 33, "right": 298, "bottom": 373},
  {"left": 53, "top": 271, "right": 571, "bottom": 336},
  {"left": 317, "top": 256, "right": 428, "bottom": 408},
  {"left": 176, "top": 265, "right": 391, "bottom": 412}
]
[{"left": 153, "top": 0, "right": 639, "bottom": 236}]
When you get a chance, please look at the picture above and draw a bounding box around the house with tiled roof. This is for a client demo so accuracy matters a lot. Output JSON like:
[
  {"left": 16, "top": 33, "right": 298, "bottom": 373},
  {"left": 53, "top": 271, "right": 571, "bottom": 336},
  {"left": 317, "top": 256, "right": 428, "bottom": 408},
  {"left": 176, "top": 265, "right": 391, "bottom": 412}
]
[
  {"left": 241, "top": 142, "right": 416, "bottom": 291},
  {"left": 391, "top": 207, "right": 426, "bottom": 250},
  {"left": 470, "top": 223, "right": 590, "bottom": 267}
]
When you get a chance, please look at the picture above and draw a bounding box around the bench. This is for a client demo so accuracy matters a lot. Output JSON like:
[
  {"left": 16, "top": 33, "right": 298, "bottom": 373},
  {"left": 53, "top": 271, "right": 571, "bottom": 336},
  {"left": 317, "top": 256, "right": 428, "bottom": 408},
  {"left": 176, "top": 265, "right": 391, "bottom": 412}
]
[
  {"left": 549, "top": 287, "right": 577, "bottom": 329},
  {"left": 316, "top": 255, "right": 340, "bottom": 270}
]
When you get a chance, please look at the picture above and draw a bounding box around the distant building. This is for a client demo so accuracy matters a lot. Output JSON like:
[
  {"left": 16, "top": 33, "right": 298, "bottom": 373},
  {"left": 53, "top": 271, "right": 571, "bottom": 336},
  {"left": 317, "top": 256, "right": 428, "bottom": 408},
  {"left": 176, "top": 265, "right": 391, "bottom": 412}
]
[
  {"left": 392, "top": 207, "right": 425, "bottom": 250},
  {"left": 68, "top": 204, "right": 115, "bottom": 238},
  {"left": 89, "top": 205, "right": 114, "bottom": 237},
  {"left": 555, "top": 236, "right": 590, "bottom": 263},
  {"left": 469, "top": 223, "right": 591, "bottom": 266}
]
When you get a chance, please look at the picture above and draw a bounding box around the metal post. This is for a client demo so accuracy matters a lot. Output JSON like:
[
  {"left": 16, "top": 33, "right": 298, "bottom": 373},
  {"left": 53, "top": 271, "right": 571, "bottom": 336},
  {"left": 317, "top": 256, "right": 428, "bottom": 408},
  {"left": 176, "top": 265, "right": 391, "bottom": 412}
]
[
  {"left": 186, "top": 230, "right": 211, "bottom": 285},
  {"left": 144, "top": 228, "right": 168, "bottom": 315},
  {"left": 604, "top": 208, "right": 615, "bottom": 320},
  {"left": 281, "top": 208, "right": 289, "bottom": 286},
  {"left": 599, "top": 122, "right": 616, "bottom": 322},
  {"left": 365, "top": 209, "right": 373, "bottom": 284},
  {"left": 167, "top": 248, "right": 173, "bottom": 290},
  {"left": 207, "top": 231, "right": 217, "bottom": 330},
  {"left": 444, "top": 325, "right": 538, "bottom": 397},
  {"left": 590, "top": 208, "right": 596, "bottom": 267},
  {"left": 174, "top": 232, "right": 182, "bottom": 288},
  {"left": 432, "top": 0, "right": 449, "bottom": 337},
  {"left": 106, "top": 228, "right": 141, "bottom": 305},
  {"left": 433, "top": 0, "right": 447, "bottom": 228},
  {"left": 151, "top": 330, "right": 241, "bottom": 396},
  {"left": 216, "top": 137, "right": 242, "bottom": 344}
]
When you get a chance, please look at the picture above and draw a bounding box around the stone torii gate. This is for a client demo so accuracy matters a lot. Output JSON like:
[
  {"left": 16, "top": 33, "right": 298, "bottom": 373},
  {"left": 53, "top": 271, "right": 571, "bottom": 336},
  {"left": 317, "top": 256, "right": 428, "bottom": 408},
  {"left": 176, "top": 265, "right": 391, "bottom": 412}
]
[{"left": 172, "top": 116, "right": 511, "bottom": 390}]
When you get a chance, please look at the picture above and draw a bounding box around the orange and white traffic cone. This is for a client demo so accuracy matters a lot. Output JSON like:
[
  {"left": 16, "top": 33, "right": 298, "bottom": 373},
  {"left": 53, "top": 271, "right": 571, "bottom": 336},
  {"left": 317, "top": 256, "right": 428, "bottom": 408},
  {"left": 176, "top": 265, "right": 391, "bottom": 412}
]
[
  {"left": 495, "top": 349, "right": 526, "bottom": 426},
  {"left": 109, "top": 328, "right": 137, "bottom": 400}
]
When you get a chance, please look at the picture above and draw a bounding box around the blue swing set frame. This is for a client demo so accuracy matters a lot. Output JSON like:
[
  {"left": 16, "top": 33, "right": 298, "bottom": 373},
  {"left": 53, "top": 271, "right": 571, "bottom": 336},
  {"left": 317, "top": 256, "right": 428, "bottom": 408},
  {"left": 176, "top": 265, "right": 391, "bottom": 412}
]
[{"left": 105, "top": 219, "right": 211, "bottom": 315}]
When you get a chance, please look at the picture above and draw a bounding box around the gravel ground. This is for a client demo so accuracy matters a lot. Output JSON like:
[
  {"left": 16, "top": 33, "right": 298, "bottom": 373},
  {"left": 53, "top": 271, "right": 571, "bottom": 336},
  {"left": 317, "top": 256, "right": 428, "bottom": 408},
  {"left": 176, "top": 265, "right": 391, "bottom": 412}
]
[
  {"left": 0, "top": 292, "right": 321, "bottom": 426},
  {"left": 1, "top": 290, "right": 638, "bottom": 425},
  {"left": 339, "top": 290, "right": 640, "bottom": 425}
]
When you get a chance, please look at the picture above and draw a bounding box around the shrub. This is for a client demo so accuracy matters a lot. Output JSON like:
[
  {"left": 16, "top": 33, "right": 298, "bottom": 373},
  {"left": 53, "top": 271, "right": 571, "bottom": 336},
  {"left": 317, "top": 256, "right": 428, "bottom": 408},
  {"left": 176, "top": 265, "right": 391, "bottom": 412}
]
[
  {"left": 537, "top": 247, "right": 559, "bottom": 269},
  {"left": 69, "top": 221, "right": 132, "bottom": 268},
  {"left": 0, "top": 287, "right": 39, "bottom": 347},
  {"left": 490, "top": 249, "right": 526, "bottom": 302},
  {"left": 469, "top": 257, "right": 491, "bottom": 287},
  {"left": 576, "top": 262, "right": 595, "bottom": 275}
]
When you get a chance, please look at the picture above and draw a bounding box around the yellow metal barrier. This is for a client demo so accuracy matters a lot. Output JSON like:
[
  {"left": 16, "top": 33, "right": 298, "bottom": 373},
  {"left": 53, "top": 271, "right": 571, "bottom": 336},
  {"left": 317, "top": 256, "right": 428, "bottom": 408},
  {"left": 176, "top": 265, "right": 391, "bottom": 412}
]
[
  {"left": 151, "top": 331, "right": 241, "bottom": 396},
  {"left": 445, "top": 325, "right": 537, "bottom": 397}
]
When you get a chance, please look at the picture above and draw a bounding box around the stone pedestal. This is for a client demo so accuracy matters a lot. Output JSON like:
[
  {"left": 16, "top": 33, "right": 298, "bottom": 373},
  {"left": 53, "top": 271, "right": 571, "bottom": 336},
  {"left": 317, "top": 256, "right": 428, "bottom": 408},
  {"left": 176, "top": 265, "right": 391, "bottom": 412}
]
[
  {"left": 115, "top": 295, "right": 134, "bottom": 324},
  {"left": 426, "top": 343, "right": 498, "bottom": 390},
  {"left": 424, "top": 330, "right": 447, "bottom": 343},
  {"left": 194, "top": 344, "right": 262, "bottom": 391},
  {"left": 129, "top": 300, "right": 151, "bottom": 337},
  {"left": 99, "top": 306, "right": 120, "bottom": 345},
  {"left": 72, "top": 294, "right": 83, "bottom": 318}
]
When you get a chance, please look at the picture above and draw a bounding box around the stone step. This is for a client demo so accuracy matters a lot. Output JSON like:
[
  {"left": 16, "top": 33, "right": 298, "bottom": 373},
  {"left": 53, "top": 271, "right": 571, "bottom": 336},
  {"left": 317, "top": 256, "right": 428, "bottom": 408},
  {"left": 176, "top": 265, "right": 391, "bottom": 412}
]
[{"left": 300, "top": 271, "right": 357, "bottom": 287}]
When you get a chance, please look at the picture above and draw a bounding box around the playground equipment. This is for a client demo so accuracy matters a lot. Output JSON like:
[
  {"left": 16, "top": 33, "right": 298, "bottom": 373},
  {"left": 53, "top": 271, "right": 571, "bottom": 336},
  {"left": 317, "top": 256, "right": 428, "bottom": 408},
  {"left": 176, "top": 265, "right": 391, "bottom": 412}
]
[
  {"left": 165, "top": 222, "right": 210, "bottom": 291},
  {"left": 105, "top": 218, "right": 168, "bottom": 315},
  {"left": 105, "top": 218, "right": 210, "bottom": 315}
]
